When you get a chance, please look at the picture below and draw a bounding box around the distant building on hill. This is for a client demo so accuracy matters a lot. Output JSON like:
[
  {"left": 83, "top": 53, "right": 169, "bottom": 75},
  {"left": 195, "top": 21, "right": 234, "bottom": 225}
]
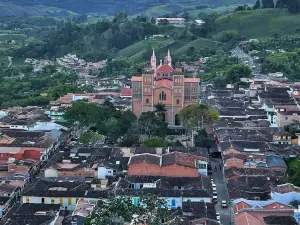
[
  {"left": 155, "top": 18, "right": 185, "bottom": 26},
  {"left": 131, "top": 49, "right": 200, "bottom": 126}
]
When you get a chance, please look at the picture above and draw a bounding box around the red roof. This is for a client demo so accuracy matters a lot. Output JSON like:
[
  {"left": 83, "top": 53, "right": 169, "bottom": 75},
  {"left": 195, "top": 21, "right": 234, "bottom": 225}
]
[
  {"left": 156, "top": 64, "right": 174, "bottom": 73},
  {"left": 235, "top": 212, "right": 264, "bottom": 225},
  {"left": 264, "top": 202, "right": 292, "bottom": 210},
  {"left": 154, "top": 79, "right": 173, "bottom": 88},
  {"left": 234, "top": 201, "right": 251, "bottom": 213},
  {"left": 121, "top": 88, "right": 132, "bottom": 97},
  {"left": 132, "top": 76, "right": 142, "bottom": 81}
]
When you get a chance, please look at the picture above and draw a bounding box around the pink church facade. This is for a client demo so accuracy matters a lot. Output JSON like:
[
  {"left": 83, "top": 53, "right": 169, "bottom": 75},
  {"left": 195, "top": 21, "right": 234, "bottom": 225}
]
[{"left": 131, "top": 50, "right": 200, "bottom": 125}]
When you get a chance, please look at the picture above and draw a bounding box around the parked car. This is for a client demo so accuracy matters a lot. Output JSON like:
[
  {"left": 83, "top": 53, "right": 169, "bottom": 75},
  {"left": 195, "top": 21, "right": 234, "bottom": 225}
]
[
  {"left": 216, "top": 213, "right": 220, "bottom": 223},
  {"left": 212, "top": 183, "right": 216, "bottom": 188},
  {"left": 213, "top": 187, "right": 217, "bottom": 192},
  {"left": 222, "top": 200, "right": 227, "bottom": 208},
  {"left": 213, "top": 195, "right": 217, "bottom": 204}
]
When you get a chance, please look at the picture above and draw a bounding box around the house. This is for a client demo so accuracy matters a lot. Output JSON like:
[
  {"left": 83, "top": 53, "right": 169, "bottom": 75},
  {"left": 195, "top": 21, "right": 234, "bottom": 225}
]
[
  {"left": 114, "top": 176, "right": 213, "bottom": 208},
  {"left": 67, "top": 199, "right": 97, "bottom": 225},
  {"left": 225, "top": 167, "right": 285, "bottom": 180},
  {"left": 266, "top": 154, "right": 287, "bottom": 172},
  {"left": 0, "top": 180, "right": 26, "bottom": 217},
  {"left": 0, "top": 203, "right": 61, "bottom": 225},
  {"left": 234, "top": 201, "right": 296, "bottom": 225},
  {"left": 227, "top": 176, "right": 284, "bottom": 200},
  {"left": 272, "top": 132, "right": 292, "bottom": 144},
  {"left": 21, "top": 180, "right": 108, "bottom": 210},
  {"left": 120, "top": 88, "right": 132, "bottom": 98},
  {"left": 155, "top": 18, "right": 185, "bottom": 26},
  {"left": 277, "top": 111, "right": 300, "bottom": 127},
  {"left": 128, "top": 151, "right": 208, "bottom": 177}
]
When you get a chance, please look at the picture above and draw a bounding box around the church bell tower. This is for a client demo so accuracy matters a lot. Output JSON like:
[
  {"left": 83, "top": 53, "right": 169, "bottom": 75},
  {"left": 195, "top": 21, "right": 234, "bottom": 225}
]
[{"left": 151, "top": 48, "right": 156, "bottom": 70}]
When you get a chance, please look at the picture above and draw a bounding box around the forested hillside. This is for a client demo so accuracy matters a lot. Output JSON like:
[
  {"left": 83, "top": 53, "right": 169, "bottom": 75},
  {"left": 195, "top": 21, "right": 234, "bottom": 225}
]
[
  {"left": 0, "top": 0, "right": 254, "bottom": 15},
  {"left": 15, "top": 13, "right": 158, "bottom": 61}
]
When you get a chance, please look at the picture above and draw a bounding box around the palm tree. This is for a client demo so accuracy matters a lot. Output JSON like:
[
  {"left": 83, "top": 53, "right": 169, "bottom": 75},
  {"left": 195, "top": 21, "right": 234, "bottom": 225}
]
[{"left": 154, "top": 103, "right": 167, "bottom": 121}]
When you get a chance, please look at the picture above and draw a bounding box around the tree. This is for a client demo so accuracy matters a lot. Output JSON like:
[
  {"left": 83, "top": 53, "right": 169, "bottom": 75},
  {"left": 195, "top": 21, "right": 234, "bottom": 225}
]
[
  {"left": 85, "top": 195, "right": 174, "bottom": 225},
  {"left": 138, "top": 112, "right": 168, "bottom": 138},
  {"left": 194, "top": 129, "right": 214, "bottom": 148},
  {"left": 253, "top": 0, "right": 261, "bottom": 9},
  {"left": 154, "top": 102, "right": 167, "bottom": 121},
  {"left": 286, "top": 157, "right": 300, "bottom": 186},
  {"left": 78, "top": 131, "right": 102, "bottom": 145},
  {"left": 262, "top": 0, "right": 275, "bottom": 8},
  {"left": 226, "top": 64, "right": 252, "bottom": 84},
  {"left": 179, "top": 104, "right": 219, "bottom": 130},
  {"left": 120, "top": 122, "right": 140, "bottom": 147},
  {"left": 142, "top": 137, "right": 167, "bottom": 147},
  {"left": 181, "top": 11, "right": 190, "bottom": 20}
]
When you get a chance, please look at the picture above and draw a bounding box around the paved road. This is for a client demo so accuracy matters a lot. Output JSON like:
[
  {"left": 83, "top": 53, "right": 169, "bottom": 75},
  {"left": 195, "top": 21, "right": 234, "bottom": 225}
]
[{"left": 211, "top": 159, "right": 234, "bottom": 225}]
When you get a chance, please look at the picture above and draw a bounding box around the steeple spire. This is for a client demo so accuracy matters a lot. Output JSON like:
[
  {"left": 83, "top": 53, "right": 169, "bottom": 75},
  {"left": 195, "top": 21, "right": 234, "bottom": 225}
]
[
  {"left": 167, "top": 49, "right": 172, "bottom": 66},
  {"left": 151, "top": 48, "right": 156, "bottom": 70}
]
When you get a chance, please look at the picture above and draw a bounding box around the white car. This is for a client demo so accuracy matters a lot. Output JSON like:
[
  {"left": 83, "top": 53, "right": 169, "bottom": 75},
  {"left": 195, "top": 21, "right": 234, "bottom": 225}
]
[
  {"left": 222, "top": 200, "right": 227, "bottom": 208},
  {"left": 212, "top": 183, "right": 216, "bottom": 188},
  {"left": 216, "top": 213, "right": 220, "bottom": 223},
  {"left": 213, "top": 187, "right": 217, "bottom": 192}
]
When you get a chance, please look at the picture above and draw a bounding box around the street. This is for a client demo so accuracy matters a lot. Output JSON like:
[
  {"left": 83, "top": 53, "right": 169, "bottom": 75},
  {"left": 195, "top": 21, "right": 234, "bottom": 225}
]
[{"left": 211, "top": 159, "right": 233, "bottom": 225}]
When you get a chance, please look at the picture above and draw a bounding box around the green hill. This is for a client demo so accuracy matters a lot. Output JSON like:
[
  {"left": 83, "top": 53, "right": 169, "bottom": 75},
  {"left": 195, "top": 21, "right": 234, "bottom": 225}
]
[
  {"left": 215, "top": 9, "right": 300, "bottom": 38},
  {"left": 117, "top": 37, "right": 220, "bottom": 62}
]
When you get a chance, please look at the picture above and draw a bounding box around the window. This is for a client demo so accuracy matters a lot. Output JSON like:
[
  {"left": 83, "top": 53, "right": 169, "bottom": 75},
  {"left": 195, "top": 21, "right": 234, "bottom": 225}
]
[
  {"left": 192, "top": 87, "right": 196, "bottom": 93},
  {"left": 159, "top": 91, "right": 167, "bottom": 101},
  {"left": 146, "top": 98, "right": 149, "bottom": 104},
  {"left": 26, "top": 197, "right": 30, "bottom": 203},
  {"left": 198, "top": 163, "right": 206, "bottom": 169},
  {"left": 42, "top": 198, "right": 45, "bottom": 203},
  {"left": 176, "top": 99, "right": 180, "bottom": 104},
  {"left": 285, "top": 117, "right": 288, "bottom": 120},
  {"left": 68, "top": 198, "right": 72, "bottom": 205},
  {"left": 51, "top": 198, "right": 55, "bottom": 204},
  {"left": 60, "top": 198, "right": 63, "bottom": 205}
]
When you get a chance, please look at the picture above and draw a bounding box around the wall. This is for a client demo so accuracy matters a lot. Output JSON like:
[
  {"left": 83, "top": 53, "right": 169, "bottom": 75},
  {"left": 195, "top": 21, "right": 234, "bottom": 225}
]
[
  {"left": 45, "top": 168, "right": 59, "bottom": 178},
  {"left": 22, "top": 196, "right": 98, "bottom": 210},
  {"left": 277, "top": 114, "right": 300, "bottom": 127},
  {"left": 132, "top": 196, "right": 211, "bottom": 209},
  {"left": 97, "top": 166, "right": 114, "bottom": 179},
  {"left": 128, "top": 163, "right": 198, "bottom": 177},
  {"left": 234, "top": 191, "right": 300, "bottom": 207},
  {"left": 225, "top": 158, "right": 244, "bottom": 168}
]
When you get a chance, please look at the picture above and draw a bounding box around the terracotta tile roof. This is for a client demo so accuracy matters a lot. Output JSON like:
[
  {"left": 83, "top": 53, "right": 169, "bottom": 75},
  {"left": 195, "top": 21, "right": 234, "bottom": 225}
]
[
  {"left": 132, "top": 76, "right": 142, "bottom": 81},
  {"left": 162, "top": 151, "right": 207, "bottom": 168},
  {"left": 128, "top": 153, "right": 160, "bottom": 166},
  {"left": 263, "top": 202, "right": 292, "bottom": 210},
  {"left": 234, "top": 201, "right": 251, "bottom": 213},
  {"left": 235, "top": 212, "right": 264, "bottom": 225},
  {"left": 121, "top": 88, "right": 132, "bottom": 97},
  {"left": 184, "top": 77, "right": 200, "bottom": 83},
  {"left": 156, "top": 64, "right": 174, "bottom": 73},
  {"left": 154, "top": 79, "right": 173, "bottom": 88}
]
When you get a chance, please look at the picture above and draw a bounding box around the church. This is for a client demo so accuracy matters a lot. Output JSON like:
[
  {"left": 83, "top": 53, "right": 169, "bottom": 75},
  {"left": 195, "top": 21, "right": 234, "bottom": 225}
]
[{"left": 131, "top": 49, "right": 200, "bottom": 126}]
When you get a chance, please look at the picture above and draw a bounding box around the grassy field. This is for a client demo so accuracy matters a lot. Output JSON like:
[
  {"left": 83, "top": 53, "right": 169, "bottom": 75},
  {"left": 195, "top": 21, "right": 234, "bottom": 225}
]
[
  {"left": 139, "top": 0, "right": 253, "bottom": 18},
  {"left": 117, "top": 39, "right": 174, "bottom": 58},
  {"left": 116, "top": 36, "right": 219, "bottom": 62},
  {"left": 173, "top": 38, "right": 221, "bottom": 55},
  {"left": 267, "top": 52, "right": 297, "bottom": 63},
  {"left": 0, "top": 34, "right": 27, "bottom": 41},
  {"left": 216, "top": 9, "right": 300, "bottom": 38}
]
